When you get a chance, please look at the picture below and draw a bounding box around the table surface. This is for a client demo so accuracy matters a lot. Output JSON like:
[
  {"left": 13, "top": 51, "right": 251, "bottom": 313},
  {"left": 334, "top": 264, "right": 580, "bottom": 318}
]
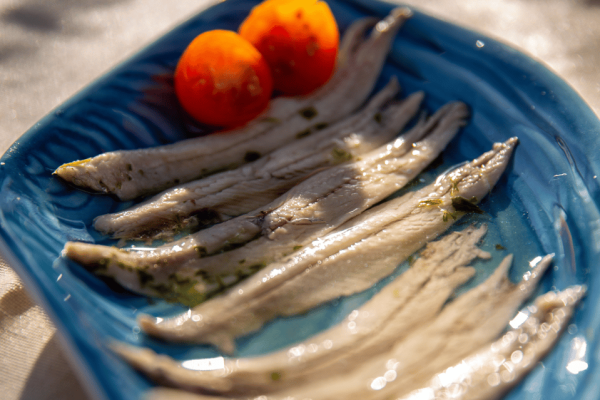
[{"left": 1, "top": 0, "right": 599, "bottom": 399}]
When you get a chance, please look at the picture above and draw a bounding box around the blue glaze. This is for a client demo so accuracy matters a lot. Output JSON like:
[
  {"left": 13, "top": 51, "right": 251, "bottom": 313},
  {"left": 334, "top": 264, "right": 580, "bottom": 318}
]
[{"left": 1, "top": 0, "right": 599, "bottom": 399}]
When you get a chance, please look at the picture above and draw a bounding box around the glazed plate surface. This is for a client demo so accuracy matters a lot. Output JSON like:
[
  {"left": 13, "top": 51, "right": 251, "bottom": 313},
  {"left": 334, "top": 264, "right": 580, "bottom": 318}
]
[{"left": 1, "top": 0, "right": 600, "bottom": 399}]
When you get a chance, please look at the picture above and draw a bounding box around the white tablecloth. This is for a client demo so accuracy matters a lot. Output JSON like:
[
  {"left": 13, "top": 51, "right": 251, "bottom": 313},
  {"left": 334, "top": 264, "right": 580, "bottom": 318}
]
[{"left": 1, "top": 0, "right": 599, "bottom": 399}]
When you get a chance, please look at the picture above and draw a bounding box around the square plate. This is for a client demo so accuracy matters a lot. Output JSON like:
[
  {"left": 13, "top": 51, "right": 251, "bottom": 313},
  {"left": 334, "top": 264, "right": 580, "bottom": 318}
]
[{"left": 1, "top": 0, "right": 600, "bottom": 399}]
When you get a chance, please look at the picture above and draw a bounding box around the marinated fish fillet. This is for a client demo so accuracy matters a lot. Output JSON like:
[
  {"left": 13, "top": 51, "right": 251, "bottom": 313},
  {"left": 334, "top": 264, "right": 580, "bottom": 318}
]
[
  {"left": 93, "top": 78, "right": 423, "bottom": 239},
  {"left": 353, "top": 255, "right": 552, "bottom": 400},
  {"left": 113, "top": 225, "right": 490, "bottom": 395},
  {"left": 399, "top": 285, "right": 585, "bottom": 400},
  {"left": 54, "top": 9, "right": 413, "bottom": 200},
  {"left": 141, "top": 254, "right": 566, "bottom": 400},
  {"left": 137, "top": 138, "right": 517, "bottom": 353},
  {"left": 65, "top": 100, "right": 469, "bottom": 307}
]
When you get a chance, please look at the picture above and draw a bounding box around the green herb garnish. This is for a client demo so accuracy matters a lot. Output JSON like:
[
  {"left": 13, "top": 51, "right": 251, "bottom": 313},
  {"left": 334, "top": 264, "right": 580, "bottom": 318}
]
[
  {"left": 299, "top": 106, "right": 318, "bottom": 120},
  {"left": 296, "top": 128, "right": 312, "bottom": 139},
  {"left": 244, "top": 151, "right": 261, "bottom": 162},
  {"left": 194, "top": 246, "right": 208, "bottom": 258},
  {"left": 450, "top": 179, "right": 459, "bottom": 195},
  {"left": 271, "top": 371, "right": 282, "bottom": 381},
  {"left": 451, "top": 197, "right": 484, "bottom": 214},
  {"left": 137, "top": 269, "right": 155, "bottom": 286},
  {"left": 418, "top": 199, "right": 443, "bottom": 207},
  {"left": 442, "top": 211, "right": 457, "bottom": 222},
  {"left": 331, "top": 148, "right": 352, "bottom": 163}
]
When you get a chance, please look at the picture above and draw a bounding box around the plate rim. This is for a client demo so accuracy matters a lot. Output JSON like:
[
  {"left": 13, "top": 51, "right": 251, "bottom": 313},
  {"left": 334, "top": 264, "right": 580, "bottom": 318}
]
[{"left": 2, "top": 0, "right": 600, "bottom": 399}]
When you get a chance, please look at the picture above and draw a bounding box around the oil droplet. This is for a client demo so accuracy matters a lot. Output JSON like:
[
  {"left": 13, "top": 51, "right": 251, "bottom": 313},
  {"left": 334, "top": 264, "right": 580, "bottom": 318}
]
[
  {"left": 568, "top": 324, "right": 578, "bottom": 334},
  {"left": 371, "top": 376, "right": 387, "bottom": 390},
  {"left": 487, "top": 372, "right": 500, "bottom": 387}
]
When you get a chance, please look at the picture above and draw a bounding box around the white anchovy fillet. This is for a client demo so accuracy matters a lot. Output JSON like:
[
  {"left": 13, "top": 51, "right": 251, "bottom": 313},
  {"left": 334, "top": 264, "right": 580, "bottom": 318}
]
[
  {"left": 93, "top": 78, "right": 423, "bottom": 239},
  {"left": 140, "top": 254, "right": 565, "bottom": 400},
  {"left": 53, "top": 8, "right": 413, "bottom": 200},
  {"left": 137, "top": 138, "right": 517, "bottom": 353},
  {"left": 398, "top": 285, "right": 585, "bottom": 400},
  {"left": 113, "top": 225, "right": 491, "bottom": 395},
  {"left": 64, "top": 101, "right": 469, "bottom": 307}
]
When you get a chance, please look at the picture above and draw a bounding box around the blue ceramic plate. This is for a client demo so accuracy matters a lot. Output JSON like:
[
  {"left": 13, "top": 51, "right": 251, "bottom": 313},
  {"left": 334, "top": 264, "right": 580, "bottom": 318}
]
[{"left": 2, "top": 0, "right": 600, "bottom": 399}]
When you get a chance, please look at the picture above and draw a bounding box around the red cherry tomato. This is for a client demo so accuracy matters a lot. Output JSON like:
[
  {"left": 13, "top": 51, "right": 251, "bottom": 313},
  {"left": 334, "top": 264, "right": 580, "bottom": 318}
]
[
  {"left": 239, "top": 0, "right": 339, "bottom": 96},
  {"left": 174, "top": 30, "right": 273, "bottom": 128}
]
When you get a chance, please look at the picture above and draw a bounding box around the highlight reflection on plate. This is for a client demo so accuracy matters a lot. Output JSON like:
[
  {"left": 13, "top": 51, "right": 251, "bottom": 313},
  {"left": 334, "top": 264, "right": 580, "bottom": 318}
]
[{"left": 1, "top": 0, "right": 599, "bottom": 399}]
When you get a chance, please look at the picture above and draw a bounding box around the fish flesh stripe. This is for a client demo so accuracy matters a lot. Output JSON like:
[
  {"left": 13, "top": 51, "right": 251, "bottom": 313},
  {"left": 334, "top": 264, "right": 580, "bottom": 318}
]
[
  {"left": 137, "top": 138, "right": 517, "bottom": 353},
  {"left": 92, "top": 78, "right": 421, "bottom": 239},
  {"left": 64, "top": 100, "right": 468, "bottom": 307},
  {"left": 112, "top": 225, "right": 489, "bottom": 395},
  {"left": 54, "top": 9, "right": 412, "bottom": 200}
]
